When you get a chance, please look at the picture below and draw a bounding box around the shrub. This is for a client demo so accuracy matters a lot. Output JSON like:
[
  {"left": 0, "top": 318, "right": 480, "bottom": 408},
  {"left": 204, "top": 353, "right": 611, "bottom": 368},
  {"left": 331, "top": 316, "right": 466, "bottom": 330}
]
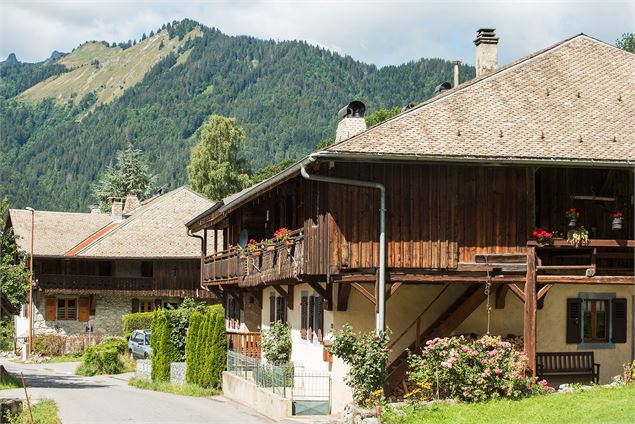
[
  {"left": 0, "top": 318, "right": 14, "bottom": 351},
  {"left": 329, "top": 324, "right": 390, "bottom": 404},
  {"left": 75, "top": 337, "right": 128, "bottom": 376},
  {"left": 150, "top": 309, "right": 180, "bottom": 381},
  {"left": 262, "top": 321, "right": 292, "bottom": 365},
  {"left": 407, "top": 335, "right": 553, "bottom": 403},
  {"left": 122, "top": 312, "right": 153, "bottom": 339},
  {"left": 184, "top": 308, "right": 225, "bottom": 388},
  {"left": 623, "top": 360, "right": 635, "bottom": 384},
  {"left": 33, "top": 335, "right": 66, "bottom": 356}
]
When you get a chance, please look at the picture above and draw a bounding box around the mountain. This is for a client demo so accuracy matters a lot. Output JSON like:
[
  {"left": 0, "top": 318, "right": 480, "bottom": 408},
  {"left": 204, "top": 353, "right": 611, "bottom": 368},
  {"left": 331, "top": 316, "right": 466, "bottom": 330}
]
[{"left": 0, "top": 19, "right": 474, "bottom": 211}]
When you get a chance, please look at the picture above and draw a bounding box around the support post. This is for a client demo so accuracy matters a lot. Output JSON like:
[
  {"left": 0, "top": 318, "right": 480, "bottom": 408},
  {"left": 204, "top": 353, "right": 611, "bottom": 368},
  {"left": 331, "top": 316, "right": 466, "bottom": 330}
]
[{"left": 524, "top": 247, "right": 537, "bottom": 377}]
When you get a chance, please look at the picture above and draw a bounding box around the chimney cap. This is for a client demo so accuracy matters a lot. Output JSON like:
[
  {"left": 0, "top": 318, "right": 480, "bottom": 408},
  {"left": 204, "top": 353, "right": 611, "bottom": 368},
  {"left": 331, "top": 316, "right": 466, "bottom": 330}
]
[
  {"left": 474, "top": 28, "right": 498, "bottom": 46},
  {"left": 337, "top": 100, "right": 366, "bottom": 121}
]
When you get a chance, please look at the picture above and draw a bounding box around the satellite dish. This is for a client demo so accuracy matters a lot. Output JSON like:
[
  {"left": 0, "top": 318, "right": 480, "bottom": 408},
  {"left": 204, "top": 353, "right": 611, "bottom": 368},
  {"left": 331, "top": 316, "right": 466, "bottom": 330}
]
[{"left": 238, "top": 229, "right": 249, "bottom": 248}]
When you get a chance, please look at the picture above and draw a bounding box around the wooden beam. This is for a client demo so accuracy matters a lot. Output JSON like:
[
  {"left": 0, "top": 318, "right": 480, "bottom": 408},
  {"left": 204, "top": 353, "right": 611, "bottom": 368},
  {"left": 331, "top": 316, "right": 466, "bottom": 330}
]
[
  {"left": 272, "top": 285, "right": 294, "bottom": 310},
  {"left": 333, "top": 273, "right": 526, "bottom": 284},
  {"left": 536, "top": 276, "right": 635, "bottom": 285},
  {"left": 537, "top": 284, "right": 554, "bottom": 300},
  {"left": 507, "top": 283, "right": 526, "bottom": 302},
  {"left": 351, "top": 282, "right": 376, "bottom": 305},
  {"left": 308, "top": 281, "right": 333, "bottom": 311},
  {"left": 337, "top": 283, "right": 352, "bottom": 311},
  {"left": 524, "top": 247, "right": 537, "bottom": 377},
  {"left": 386, "top": 282, "right": 403, "bottom": 301},
  {"left": 527, "top": 239, "right": 635, "bottom": 248},
  {"left": 495, "top": 285, "right": 508, "bottom": 309}
]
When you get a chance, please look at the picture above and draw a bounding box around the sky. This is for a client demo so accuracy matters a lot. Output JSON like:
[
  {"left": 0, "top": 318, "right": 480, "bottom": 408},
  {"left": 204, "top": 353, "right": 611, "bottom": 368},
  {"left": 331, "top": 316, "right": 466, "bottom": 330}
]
[{"left": 1, "top": 0, "right": 633, "bottom": 67}]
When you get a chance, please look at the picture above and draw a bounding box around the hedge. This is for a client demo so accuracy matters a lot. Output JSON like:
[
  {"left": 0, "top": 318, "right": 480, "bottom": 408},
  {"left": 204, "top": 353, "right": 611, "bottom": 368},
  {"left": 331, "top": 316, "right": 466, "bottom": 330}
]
[
  {"left": 122, "top": 312, "right": 153, "bottom": 339},
  {"left": 185, "top": 308, "right": 226, "bottom": 388},
  {"left": 76, "top": 337, "right": 128, "bottom": 376},
  {"left": 150, "top": 309, "right": 181, "bottom": 381}
]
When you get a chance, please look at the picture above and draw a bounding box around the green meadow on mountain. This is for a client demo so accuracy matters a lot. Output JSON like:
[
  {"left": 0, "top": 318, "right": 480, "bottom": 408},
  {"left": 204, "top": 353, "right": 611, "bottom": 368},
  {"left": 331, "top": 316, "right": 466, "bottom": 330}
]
[{"left": 0, "top": 19, "right": 473, "bottom": 210}]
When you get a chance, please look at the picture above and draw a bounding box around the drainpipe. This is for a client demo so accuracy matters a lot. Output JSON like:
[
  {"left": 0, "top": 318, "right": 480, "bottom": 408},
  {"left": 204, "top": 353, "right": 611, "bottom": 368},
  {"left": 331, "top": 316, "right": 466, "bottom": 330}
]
[
  {"left": 187, "top": 229, "right": 207, "bottom": 293},
  {"left": 300, "top": 155, "right": 387, "bottom": 334}
]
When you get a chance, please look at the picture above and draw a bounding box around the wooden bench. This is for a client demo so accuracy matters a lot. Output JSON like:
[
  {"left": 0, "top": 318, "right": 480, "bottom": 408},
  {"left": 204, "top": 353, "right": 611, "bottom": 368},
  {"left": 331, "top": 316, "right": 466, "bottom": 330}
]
[{"left": 536, "top": 352, "right": 600, "bottom": 384}]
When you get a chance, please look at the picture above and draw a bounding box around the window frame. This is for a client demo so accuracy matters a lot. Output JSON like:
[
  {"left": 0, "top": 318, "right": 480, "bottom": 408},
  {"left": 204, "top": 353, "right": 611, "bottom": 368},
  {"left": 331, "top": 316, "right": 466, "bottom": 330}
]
[
  {"left": 577, "top": 292, "right": 616, "bottom": 350},
  {"left": 56, "top": 297, "right": 78, "bottom": 321}
]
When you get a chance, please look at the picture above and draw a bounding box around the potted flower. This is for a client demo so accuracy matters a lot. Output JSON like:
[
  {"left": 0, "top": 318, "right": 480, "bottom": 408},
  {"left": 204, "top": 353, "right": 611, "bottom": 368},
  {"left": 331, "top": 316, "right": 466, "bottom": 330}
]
[
  {"left": 263, "top": 238, "right": 276, "bottom": 251},
  {"left": 532, "top": 227, "right": 553, "bottom": 246},
  {"left": 274, "top": 227, "right": 293, "bottom": 247},
  {"left": 246, "top": 239, "right": 262, "bottom": 256},
  {"left": 239, "top": 248, "right": 247, "bottom": 259},
  {"left": 611, "top": 211, "right": 624, "bottom": 230},
  {"left": 567, "top": 226, "right": 589, "bottom": 248},
  {"left": 565, "top": 208, "right": 580, "bottom": 227}
]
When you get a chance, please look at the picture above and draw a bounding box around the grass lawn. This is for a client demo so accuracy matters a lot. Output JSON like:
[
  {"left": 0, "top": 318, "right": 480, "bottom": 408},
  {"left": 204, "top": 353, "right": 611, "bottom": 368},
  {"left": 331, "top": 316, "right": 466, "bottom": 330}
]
[
  {"left": 382, "top": 385, "right": 635, "bottom": 424},
  {"left": 5, "top": 399, "right": 61, "bottom": 424},
  {"left": 129, "top": 376, "right": 220, "bottom": 397},
  {"left": 0, "top": 371, "right": 21, "bottom": 390}
]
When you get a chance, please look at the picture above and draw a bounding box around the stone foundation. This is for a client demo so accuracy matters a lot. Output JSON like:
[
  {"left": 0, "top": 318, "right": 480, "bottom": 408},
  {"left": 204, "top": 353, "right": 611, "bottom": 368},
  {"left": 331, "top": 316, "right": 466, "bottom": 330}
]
[
  {"left": 136, "top": 359, "right": 152, "bottom": 380},
  {"left": 170, "top": 362, "right": 186, "bottom": 385}
]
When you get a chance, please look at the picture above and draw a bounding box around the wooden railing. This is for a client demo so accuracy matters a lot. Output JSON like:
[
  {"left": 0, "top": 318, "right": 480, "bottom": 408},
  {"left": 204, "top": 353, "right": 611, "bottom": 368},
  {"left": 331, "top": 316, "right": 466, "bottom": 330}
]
[
  {"left": 38, "top": 274, "right": 154, "bottom": 291},
  {"left": 227, "top": 331, "right": 261, "bottom": 360},
  {"left": 203, "top": 229, "right": 304, "bottom": 285}
]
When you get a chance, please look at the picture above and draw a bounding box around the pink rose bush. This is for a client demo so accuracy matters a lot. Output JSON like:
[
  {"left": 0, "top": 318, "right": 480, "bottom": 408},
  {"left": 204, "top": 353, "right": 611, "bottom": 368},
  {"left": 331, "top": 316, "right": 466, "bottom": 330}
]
[{"left": 407, "top": 335, "right": 553, "bottom": 402}]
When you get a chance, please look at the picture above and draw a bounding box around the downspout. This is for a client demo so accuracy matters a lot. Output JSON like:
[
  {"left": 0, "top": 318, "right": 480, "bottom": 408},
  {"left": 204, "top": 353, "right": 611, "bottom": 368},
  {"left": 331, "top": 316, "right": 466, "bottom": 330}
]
[
  {"left": 300, "top": 154, "right": 387, "bottom": 334},
  {"left": 187, "top": 229, "right": 207, "bottom": 293}
]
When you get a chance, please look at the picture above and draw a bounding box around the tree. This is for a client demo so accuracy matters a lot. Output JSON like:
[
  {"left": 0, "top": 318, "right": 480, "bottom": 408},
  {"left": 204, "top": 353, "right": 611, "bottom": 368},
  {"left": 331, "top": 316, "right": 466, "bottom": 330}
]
[
  {"left": 187, "top": 115, "right": 251, "bottom": 200},
  {"left": 315, "top": 137, "right": 334, "bottom": 150},
  {"left": 0, "top": 196, "right": 29, "bottom": 309},
  {"left": 365, "top": 107, "right": 401, "bottom": 128},
  {"left": 616, "top": 33, "right": 635, "bottom": 53},
  {"left": 91, "top": 144, "right": 154, "bottom": 211}
]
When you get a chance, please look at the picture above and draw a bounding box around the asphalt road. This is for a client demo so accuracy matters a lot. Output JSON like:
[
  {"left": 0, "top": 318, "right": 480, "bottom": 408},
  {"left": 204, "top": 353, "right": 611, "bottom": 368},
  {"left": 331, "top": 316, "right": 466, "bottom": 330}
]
[{"left": 0, "top": 360, "right": 274, "bottom": 424}]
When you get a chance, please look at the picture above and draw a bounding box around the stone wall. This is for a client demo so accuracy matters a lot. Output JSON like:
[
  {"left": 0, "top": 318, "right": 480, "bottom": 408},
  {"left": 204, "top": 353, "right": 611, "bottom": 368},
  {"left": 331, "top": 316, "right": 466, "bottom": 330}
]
[
  {"left": 33, "top": 295, "right": 131, "bottom": 337},
  {"left": 136, "top": 359, "right": 152, "bottom": 380},
  {"left": 170, "top": 362, "right": 186, "bottom": 385}
]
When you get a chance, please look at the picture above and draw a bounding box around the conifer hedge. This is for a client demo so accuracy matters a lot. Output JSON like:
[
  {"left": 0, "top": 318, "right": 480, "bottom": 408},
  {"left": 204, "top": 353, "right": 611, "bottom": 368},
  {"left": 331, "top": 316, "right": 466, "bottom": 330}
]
[
  {"left": 150, "top": 309, "right": 180, "bottom": 381},
  {"left": 185, "top": 308, "right": 226, "bottom": 388}
]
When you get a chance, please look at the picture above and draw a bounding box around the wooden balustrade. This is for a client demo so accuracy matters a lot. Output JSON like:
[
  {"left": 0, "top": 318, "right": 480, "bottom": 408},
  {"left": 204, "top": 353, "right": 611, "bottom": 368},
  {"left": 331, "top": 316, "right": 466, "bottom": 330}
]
[{"left": 227, "top": 331, "right": 261, "bottom": 359}]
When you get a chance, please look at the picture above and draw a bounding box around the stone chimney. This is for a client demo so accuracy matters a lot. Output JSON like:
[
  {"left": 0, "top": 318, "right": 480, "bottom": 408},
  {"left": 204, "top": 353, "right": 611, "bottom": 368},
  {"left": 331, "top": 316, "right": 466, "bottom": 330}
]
[
  {"left": 111, "top": 199, "right": 123, "bottom": 220},
  {"left": 123, "top": 194, "right": 140, "bottom": 215},
  {"left": 335, "top": 101, "right": 367, "bottom": 143},
  {"left": 89, "top": 205, "right": 101, "bottom": 214},
  {"left": 474, "top": 28, "right": 498, "bottom": 77}
]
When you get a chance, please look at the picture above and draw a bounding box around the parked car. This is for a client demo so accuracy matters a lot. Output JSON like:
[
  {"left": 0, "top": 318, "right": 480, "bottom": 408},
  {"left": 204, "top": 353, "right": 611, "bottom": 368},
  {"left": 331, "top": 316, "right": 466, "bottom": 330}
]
[{"left": 128, "top": 329, "right": 152, "bottom": 359}]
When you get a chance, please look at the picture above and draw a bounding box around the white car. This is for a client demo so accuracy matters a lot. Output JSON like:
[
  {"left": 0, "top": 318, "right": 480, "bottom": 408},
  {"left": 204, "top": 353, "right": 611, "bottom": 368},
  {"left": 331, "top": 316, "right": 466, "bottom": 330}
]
[{"left": 128, "top": 330, "right": 152, "bottom": 359}]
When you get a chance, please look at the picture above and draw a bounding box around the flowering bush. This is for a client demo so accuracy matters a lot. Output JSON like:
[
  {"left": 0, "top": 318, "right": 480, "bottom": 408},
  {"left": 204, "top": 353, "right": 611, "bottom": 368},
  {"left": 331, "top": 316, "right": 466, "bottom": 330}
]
[
  {"left": 565, "top": 208, "right": 580, "bottom": 220},
  {"left": 262, "top": 321, "right": 292, "bottom": 365},
  {"left": 274, "top": 227, "right": 291, "bottom": 241},
  {"left": 407, "top": 335, "right": 553, "bottom": 402},
  {"left": 531, "top": 227, "right": 553, "bottom": 244},
  {"left": 328, "top": 324, "right": 390, "bottom": 404}
]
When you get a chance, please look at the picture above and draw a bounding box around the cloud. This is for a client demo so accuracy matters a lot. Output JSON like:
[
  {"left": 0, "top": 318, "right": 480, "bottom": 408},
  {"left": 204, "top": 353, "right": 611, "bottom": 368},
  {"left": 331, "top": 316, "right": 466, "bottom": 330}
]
[{"left": 1, "top": 0, "right": 633, "bottom": 66}]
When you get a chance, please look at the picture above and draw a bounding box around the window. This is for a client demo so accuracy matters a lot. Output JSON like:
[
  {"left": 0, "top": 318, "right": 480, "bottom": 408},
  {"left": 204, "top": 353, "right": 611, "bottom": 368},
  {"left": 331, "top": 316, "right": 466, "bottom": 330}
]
[
  {"left": 226, "top": 295, "right": 241, "bottom": 329},
  {"left": 583, "top": 300, "right": 608, "bottom": 342},
  {"left": 141, "top": 261, "right": 153, "bottom": 278},
  {"left": 139, "top": 300, "right": 154, "bottom": 313},
  {"left": 56, "top": 298, "right": 77, "bottom": 320},
  {"left": 301, "top": 292, "right": 324, "bottom": 342},
  {"left": 269, "top": 293, "right": 287, "bottom": 324}
]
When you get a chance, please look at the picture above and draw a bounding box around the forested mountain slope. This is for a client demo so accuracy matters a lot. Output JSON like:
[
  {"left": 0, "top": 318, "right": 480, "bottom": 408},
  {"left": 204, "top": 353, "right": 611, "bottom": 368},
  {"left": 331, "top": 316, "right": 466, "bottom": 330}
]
[{"left": 0, "top": 19, "right": 474, "bottom": 211}]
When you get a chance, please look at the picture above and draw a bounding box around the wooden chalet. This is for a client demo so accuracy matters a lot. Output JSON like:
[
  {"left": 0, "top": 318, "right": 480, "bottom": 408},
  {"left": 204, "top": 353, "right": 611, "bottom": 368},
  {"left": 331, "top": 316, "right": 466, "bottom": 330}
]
[
  {"left": 6, "top": 187, "right": 215, "bottom": 339},
  {"left": 187, "top": 31, "right": 634, "bottom": 411}
]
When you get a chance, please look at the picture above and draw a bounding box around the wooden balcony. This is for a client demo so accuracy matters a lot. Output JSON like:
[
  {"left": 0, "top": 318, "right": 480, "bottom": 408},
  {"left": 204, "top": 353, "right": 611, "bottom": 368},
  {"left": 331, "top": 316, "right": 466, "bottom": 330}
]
[
  {"left": 227, "top": 331, "right": 261, "bottom": 360},
  {"left": 203, "top": 230, "right": 304, "bottom": 287}
]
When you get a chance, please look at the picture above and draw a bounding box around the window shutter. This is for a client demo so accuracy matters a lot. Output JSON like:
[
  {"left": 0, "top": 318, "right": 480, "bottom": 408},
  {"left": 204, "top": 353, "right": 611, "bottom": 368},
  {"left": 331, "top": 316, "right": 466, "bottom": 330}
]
[
  {"left": 131, "top": 298, "right": 139, "bottom": 313},
  {"left": 308, "top": 296, "right": 315, "bottom": 342},
  {"left": 612, "top": 298, "right": 627, "bottom": 343},
  {"left": 316, "top": 296, "right": 324, "bottom": 342},
  {"left": 78, "top": 298, "right": 90, "bottom": 322},
  {"left": 269, "top": 294, "right": 275, "bottom": 323},
  {"left": 45, "top": 296, "right": 56, "bottom": 321},
  {"left": 566, "top": 298, "right": 582, "bottom": 344},
  {"left": 154, "top": 298, "right": 162, "bottom": 310},
  {"left": 89, "top": 295, "right": 96, "bottom": 315},
  {"left": 300, "top": 294, "right": 308, "bottom": 339}
]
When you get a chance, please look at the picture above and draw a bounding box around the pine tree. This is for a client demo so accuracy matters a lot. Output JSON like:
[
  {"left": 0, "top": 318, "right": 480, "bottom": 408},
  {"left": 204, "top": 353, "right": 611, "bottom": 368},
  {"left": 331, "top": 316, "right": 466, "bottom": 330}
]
[
  {"left": 187, "top": 115, "right": 251, "bottom": 201},
  {"left": 91, "top": 144, "right": 154, "bottom": 211}
]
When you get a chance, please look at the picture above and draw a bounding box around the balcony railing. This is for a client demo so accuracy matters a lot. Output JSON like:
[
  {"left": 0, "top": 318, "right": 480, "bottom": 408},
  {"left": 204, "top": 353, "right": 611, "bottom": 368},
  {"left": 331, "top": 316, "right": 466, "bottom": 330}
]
[
  {"left": 203, "top": 230, "right": 304, "bottom": 286},
  {"left": 38, "top": 274, "right": 154, "bottom": 291},
  {"left": 227, "top": 331, "right": 261, "bottom": 360}
]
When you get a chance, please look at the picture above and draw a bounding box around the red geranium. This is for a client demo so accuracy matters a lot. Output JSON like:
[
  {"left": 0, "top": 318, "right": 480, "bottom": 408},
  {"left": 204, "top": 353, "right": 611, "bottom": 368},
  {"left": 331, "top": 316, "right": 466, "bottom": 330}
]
[
  {"left": 565, "top": 208, "right": 580, "bottom": 220},
  {"left": 532, "top": 227, "right": 553, "bottom": 243},
  {"left": 274, "top": 227, "right": 291, "bottom": 241},
  {"left": 611, "top": 211, "right": 623, "bottom": 218}
]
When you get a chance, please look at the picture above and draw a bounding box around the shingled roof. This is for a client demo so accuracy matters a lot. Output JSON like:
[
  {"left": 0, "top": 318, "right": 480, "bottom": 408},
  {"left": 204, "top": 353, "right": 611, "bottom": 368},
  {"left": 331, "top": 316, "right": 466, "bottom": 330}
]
[
  {"left": 7, "top": 209, "right": 112, "bottom": 257},
  {"left": 68, "top": 187, "right": 212, "bottom": 258},
  {"left": 326, "top": 35, "right": 635, "bottom": 164},
  {"left": 8, "top": 187, "right": 213, "bottom": 259}
]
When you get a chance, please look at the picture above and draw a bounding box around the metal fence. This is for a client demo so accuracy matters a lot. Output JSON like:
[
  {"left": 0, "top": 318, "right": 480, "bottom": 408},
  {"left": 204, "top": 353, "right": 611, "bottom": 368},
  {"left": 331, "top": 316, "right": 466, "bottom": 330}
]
[{"left": 226, "top": 350, "right": 331, "bottom": 405}]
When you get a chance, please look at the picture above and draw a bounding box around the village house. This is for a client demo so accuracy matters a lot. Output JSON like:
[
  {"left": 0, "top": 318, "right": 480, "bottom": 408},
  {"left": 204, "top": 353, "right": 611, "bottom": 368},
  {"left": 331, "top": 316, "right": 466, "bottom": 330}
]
[
  {"left": 5, "top": 187, "right": 215, "bottom": 343},
  {"left": 187, "top": 30, "right": 634, "bottom": 413}
]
